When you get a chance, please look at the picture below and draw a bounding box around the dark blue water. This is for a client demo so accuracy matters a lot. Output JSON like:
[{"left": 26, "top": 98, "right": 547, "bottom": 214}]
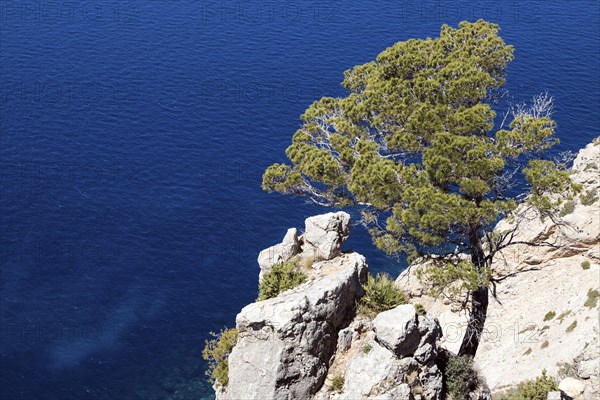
[{"left": 0, "top": 1, "right": 598, "bottom": 399}]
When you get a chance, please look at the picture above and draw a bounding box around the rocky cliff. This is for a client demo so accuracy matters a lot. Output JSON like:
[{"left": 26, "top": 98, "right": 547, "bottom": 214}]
[
  {"left": 217, "top": 212, "right": 446, "bottom": 400},
  {"left": 215, "top": 139, "right": 599, "bottom": 400}
]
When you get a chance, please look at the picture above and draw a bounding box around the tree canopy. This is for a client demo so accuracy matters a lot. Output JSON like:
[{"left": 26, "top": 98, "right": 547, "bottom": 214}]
[{"left": 262, "top": 20, "right": 578, "bottom": 356}]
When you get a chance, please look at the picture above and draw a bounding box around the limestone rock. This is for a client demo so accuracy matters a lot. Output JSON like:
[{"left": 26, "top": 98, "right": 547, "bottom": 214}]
[
  {"left": 257, "top": 227, "right": 301, "bottom": 277},
  {"left": 340, "top": 332, "right": 418, "bottom": 400},
  {"left": 419, "top": 363, "right": 443, "bottom": 400},
  {"left": 373, "top": 305, "right": 421, "bottom": 358},
  {"left": 225, "top": 252, "right": 367, "bottom": 400},
  {"left": 372, "top": 383, "right": 413, "bottom": 400},
  {"left": 303, "top": 212, "right": 351, "bottom": 260},
  {"left": 414, "top": 343, "right": 435, "bottom": 364},
  {"left": 335, "top": 309, "right": 443, "bottom": 400},
  {"left": 574, "top": 340, "right": 600, "bottom": 379},
  {"left": 337, "top": 327, "right": 353, "bottom": 353},
  {"left": 558, "top": 377, "right": 586, "bottom": 399}
]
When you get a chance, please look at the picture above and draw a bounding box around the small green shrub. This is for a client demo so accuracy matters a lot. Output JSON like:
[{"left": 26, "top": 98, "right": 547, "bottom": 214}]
[
  {"left": 523, "top": 347, "right": 532, "bottom": 356},
  {"left": 543, "top": 311, "right": 556, "bottom": 321},
  {"left": 559, "top": 200, "right": 575, "bottom": 217},
  {"left": 580, "top": 189, "right": 598, "bottom": 206},
  {"left": 541, "top": 325, "right": 550, "bottom": 331},
  {"left": 581, "top": 260, "right": 591, "bottom": 270},
  {"left": 584, "top": 288, "right": 600, "bottom": 308},
  {"left": 414, "top": 303, "right": 426, "bottom": 316},
  {"left": 257, "top": 261, "right": 307, "bottom": 301},
  {"left": 541, "top": 340, "right": 549, "bottom": 349},
  {"left": 565, "top": 320, "right": 577, "bottom": 333},
  {"left": 330, "top": 374, "right": 344, "bottom": 392},
  {"left": 362, "top": 343, "right": 372, "bottom": 354},
  {"left": 357, "top": 273, "right": 406, "bottom": 317},
  {"left": 557, "top": 310, "right": 571, "bottom": 323},
  {"left": 202, "top": 327, "right": 238, "bottom": 386},
  {"left": 440, "top": 353, "right": 479, "bottom": 400},
  {"left": 494, "top": 370, "right": 558, "bottom": 400}
]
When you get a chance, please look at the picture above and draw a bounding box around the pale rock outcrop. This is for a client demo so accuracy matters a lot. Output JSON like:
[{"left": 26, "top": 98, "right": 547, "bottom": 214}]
[
  {"left": 373, "top": 305, "right": 421, "bottom": 358},
  {"left": 256, "top": 212, "right": 351, "bottom": 280},
  {"left": 257, "top": 228, "right": 301, "bottom": 277},
  {"left": 223, "top": 211, "right": 447, "bottom": 400},
  {"left": 340, "top": 331, "right": 417, "bottom": 400},
  {"left": 558, "top": 377, "right": 586, "bottom": 399},
  {"left": 315, "top": 309, "right": 443, "bottom": 400},
  {"left": 303, "top": 212, "right": 351, "bottom": 260},
  {"left": 224, "top": 252, "right": 367, "bottom": 400},
  {"left": 574, "top": 340, "right": 599, "bottom": 380},
  {"left": 394, "top": 138, "right": 600, "bottom": 396}
]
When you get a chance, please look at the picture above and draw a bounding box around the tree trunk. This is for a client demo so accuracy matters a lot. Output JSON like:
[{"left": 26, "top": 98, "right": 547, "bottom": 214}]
[
  {"left": 458, "top": 285, "right": 489, "bottom": 357},
  {"left": 458, "top": 229, "right": 489, "bottom": 357}
]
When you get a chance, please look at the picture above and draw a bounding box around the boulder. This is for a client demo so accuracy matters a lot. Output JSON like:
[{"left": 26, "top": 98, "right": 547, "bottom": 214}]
[
  {"left": 225, "top": 252, "right": 368, "bottom": 400},
  {"left": 373, "top": 305, "right": 421, "bottom": 358},
  {"left": 341, "top": 332, "right": 418, "bottom": 400},
  {"left": 303, "top": 212, "right": 351, "bottom": 260},
  {"left": 339, "top": 310, "right": 443, "bottom": 400},
  {"left": 257, "top": 228, "right": 301, "bottom": 277},
  {"left": 558, "top": 378, "right": 586, "bottom": 399}
]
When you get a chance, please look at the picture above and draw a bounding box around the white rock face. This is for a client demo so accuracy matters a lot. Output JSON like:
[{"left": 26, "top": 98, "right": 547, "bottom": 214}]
[
  {"left": 339, "top": 311, "right": 443, "bottom": 400},
  {"left": 256, "top": 212, "right": 351, "bottom": 281},
  {"left": 257, "top": 227, "right": 301, "bottom": 277},
  {"left": 341, "top": 332, "right": 416, "bottom": 400},
  {"left": 225, "top": 252, "right": 368, "bottom": 400},
  {"left": 373, "top": 305, "right": 421, "bottom": 358},
  {"left": 303, "top": 212, "right": 351, "bottom": 260},
  {"left": 574, "top": 340, "right": 600, "bottom": 379}
]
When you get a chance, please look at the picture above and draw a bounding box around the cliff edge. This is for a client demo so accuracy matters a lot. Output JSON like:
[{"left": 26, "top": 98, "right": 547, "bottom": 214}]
[{"left": 214, "top": 138, "right": 599, "bottom": 400}]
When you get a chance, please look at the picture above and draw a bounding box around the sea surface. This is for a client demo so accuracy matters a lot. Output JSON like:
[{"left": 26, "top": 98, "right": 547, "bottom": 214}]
[{"left": 0, "top": 1, "right": 598, "bottom": 399}]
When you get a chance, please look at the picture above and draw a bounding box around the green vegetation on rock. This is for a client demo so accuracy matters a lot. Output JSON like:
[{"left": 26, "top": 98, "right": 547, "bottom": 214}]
[
  {"left": 357, "top": 273, "right": 406, "bottom": 317},
  {"left": 440, "top": 353, "right": 479, "bottom": 400},
  {"left": 257, "top": 261, "right": 307, "bottom": 301},
  {"left": 543, "top": 311, "right": 556, "bottom": 321},
  {"left": 556, "top": 310, "right": 571, "bottom": 323},
  {"left": 581, "top": 260, "right": 591, "bottom": 270},
  {"left": 580, "top": 189, "right": 598, "bottom": 206},
  {"left": 202, "top": 327, "right": 238, "bottom": 386},
  {"left": 330, "top": 374, "right": 344, "bottom": 392},
  {"left": 493, "top": 370, "right": 558, "bottom": 400},
  {"left": 559, "top": 200, "right": 575, "bottom": 217},
  {"left": 584, "top": 288, "right": 600, "bottom": 308}
]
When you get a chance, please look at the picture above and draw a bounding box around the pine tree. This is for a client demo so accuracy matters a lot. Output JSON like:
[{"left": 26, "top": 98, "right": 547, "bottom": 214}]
[{"left": 262, "top": 20, "right": 578, "bottom": 356}]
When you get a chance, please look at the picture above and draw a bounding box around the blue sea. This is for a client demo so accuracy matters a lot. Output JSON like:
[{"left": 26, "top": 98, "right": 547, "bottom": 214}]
[{"left": 0, "top": 1, "right": 598, "bottom": 399}]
